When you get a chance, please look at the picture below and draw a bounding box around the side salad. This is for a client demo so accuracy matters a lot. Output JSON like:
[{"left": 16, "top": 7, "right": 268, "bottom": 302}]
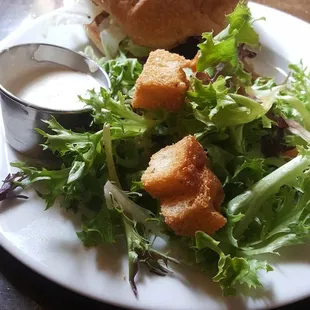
[{"left": 1, "top": 1, "right": 310, "bottom": 297}]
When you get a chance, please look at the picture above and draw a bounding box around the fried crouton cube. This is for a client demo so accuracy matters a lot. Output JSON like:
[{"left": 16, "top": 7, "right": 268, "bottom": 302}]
[
  {"left": 161, "top": 168, "right": 226, "bottom": 236},
  {"left": 132, "top": 49, "right": 190, "bottom": 112},
  {"left": 141, "top": 135, "right": 207, "bottom": 198},
  {"left": 142, "top": 134, "right": 226, "bottom": 236}
]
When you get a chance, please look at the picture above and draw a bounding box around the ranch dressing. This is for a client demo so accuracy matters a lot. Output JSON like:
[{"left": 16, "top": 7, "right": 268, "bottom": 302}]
[{"left": 7, "top": 63, "right": 101, "bottom": 111}]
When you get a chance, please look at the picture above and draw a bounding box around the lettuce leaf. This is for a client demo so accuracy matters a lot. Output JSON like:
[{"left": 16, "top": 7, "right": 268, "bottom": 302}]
[
  {"left": 99, "top": 16, "right": 127, "bottom": 59},
  {"left": 289, "top": 62, "right": 310, "bottom": 106},
  {"left": 275, "top": 63, "right": 310, "bottom": 130},
  {"left": 9, "top": 118, "right": 108, "bottom": 212},
  {"left": 231, "top": 160, "right": 310, "bottom": 254},
  {"left": 197, "top": 1, "right": 260, "bottom": 78},
  {"left": 80, "top": 88, "right": 159, "bottom": 140},
  {"left": 197, "top": 32, "right": 238, "bottom": 72},
  {"left": 195, "top": 232, "right": 272, "bottom": 296},
  {"left": 216, "top": 1, "right": 260, "bottom": 47},
  {"left": 227, "top": 151, "right": 310, "bottom": 245},
  {"left": 120, "top": 37, "right": 152, "bottom": 58},
  {"left": 37, "top": 118, "right": 103, "bottom": 164},
  {"left": 103, "top": 124, "right": 178, "bottom": 296},
  {"left": 100, "top": 52, "right": 143, "bottom": 97},
  {"left": 187, "top": 77, "right": 271, "bottom": 129},
  {"left": 77, "top": 205, "right": 116, "bottom": 246}
]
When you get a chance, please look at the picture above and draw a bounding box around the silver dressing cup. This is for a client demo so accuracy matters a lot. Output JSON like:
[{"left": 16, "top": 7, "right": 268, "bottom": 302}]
[{"left": 0, "top": 43, "right": 110, "bottom": 158}]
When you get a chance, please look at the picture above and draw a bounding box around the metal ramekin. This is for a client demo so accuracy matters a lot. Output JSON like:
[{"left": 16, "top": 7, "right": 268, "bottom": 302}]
[{"left": 0, "top": 43, "right": 110, "bottom": 158}]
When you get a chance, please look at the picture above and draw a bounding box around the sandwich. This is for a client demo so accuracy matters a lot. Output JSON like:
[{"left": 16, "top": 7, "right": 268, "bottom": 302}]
[{"left": 86, "top": 0, "right": 239, "bottom": 58}]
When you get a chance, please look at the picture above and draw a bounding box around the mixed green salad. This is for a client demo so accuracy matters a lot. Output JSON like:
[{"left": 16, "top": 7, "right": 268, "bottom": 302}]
[{"left": 1, "top": 2, "right": 310, "bottom": 297}]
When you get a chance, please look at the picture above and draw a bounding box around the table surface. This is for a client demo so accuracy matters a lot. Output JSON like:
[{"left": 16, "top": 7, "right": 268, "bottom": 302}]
[{"left": 0, "top": 1, "right": 309, "bottom": 309}]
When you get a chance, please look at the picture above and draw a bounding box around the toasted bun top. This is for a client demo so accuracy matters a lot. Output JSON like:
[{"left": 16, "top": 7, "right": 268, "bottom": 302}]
[{"left": 97, "top": 0, "right": 239, "bottom": 49}]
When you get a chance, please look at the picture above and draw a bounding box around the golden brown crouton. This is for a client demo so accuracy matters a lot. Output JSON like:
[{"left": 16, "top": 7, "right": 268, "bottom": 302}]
[
  {"left": 142, "top": 135, "right": 226, "bottom": 236},
  {"left": 132, "top": 49, "right": 190, "bottom": 112},
  {"left": 161, "top": 168, "right": 226, "bottom": 236},
  {"left": 141, "top": 136, "right": 206, "bottom": 198}
]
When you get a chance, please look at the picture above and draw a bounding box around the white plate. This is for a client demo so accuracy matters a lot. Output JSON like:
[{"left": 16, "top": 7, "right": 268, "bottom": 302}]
[{"left": 1, "top": 2, "right": 310, "bottom": 309}]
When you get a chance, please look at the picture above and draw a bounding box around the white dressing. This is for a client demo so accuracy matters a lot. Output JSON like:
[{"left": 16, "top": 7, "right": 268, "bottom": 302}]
[{"left": 7, "top": 63, "right": 101, "bottom": 111}]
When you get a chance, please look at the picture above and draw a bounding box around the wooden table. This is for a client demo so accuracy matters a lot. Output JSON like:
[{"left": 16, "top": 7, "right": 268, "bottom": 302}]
[
  {"left": 0, "top": 1, "right": 309, "bottom": 310},
  {"left": 256, "top": 0, "right": 310, "bottom": 22}
]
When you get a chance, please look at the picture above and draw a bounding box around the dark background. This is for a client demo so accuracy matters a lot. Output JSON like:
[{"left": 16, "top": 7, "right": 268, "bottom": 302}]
[{"left": 0, "top": 0, "right": 309, "bottom": 309}]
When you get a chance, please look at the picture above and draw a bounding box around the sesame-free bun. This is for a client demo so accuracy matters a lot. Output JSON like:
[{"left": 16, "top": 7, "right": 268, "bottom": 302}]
[{"left": 96, "top": 0, "right": 239, "bottom": 49}]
